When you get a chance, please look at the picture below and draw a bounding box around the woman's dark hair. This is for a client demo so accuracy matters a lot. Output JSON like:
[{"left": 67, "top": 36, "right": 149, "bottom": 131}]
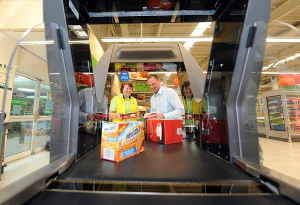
[
  {"left": 120, "top": 82, "right": 134, "bottom": 93},
  {"left": 181, "top": 81, "right": 191, "bottom": 98}
]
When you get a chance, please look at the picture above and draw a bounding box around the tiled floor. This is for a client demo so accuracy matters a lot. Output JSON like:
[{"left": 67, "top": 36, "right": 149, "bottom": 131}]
[
  {"left": 259, "top": 137, "right": 300, "bottom": 181},
  {"left": 0, "top": 138, "right": 300, "bottom": 190}
]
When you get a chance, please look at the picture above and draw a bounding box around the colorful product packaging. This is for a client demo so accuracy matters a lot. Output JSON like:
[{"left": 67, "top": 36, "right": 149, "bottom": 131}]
[
  {"left": 146, "top": 119, "right": 183, "bottom": 144},
  {"left": 101, "top": 121, "right": 145, "bottom": 162},
  {"left": 121, "top": 113, "right": 138, "bottom": 120}
]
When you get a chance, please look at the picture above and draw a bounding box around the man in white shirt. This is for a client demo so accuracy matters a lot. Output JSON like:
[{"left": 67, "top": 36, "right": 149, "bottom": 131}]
[{"left": 147, "top": 74, "right": 184, "bottom": 119}]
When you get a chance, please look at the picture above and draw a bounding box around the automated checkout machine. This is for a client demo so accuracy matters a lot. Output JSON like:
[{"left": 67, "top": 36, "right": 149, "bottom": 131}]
[{"left": 0, "top": 0, "right": 300, "bottom": 204}]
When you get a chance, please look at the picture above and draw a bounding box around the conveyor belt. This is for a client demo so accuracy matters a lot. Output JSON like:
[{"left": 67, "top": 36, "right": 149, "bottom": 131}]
[
  {"left": 58, "top": 140, "right": 255, "bottom": 183},
  {"left": 26, "top": 192, "right": 297, "bottom": 205},
  {"left": 25, "top": 141, "right": 299, "bottom": 205}
]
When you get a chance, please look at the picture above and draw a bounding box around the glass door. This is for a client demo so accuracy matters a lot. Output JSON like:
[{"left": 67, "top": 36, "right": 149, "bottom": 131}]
[
  {"left": 6, "top": 75, "right": 52, "bottom": 161},
  {"left": 6, "top": 74, "right": 37, "bottom": 160},
  {"left": 35, "top": 83, "right": 52, "bottom": 152}
]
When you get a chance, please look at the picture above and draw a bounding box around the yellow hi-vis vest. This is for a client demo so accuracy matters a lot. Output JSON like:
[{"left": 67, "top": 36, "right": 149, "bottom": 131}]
[
  {"left": 113, "top": 94, "right": 138, "bottom": 122},
  {"left": 183, "top": 98, "right": 201, "bottom": 114}
]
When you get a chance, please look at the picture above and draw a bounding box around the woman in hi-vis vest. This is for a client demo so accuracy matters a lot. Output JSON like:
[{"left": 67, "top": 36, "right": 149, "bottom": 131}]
[
  {"left": 109, "top": 82, "right": 139, "bottom": 122},
  {"left": 181, "top": 81, "right": 207, "bottom": 127}
]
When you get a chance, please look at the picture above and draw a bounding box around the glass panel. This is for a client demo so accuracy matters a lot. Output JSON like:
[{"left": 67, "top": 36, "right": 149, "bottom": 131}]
[
  {"left": 1, "top": 22, "right": 64, "bottom": 175},
  {"left": 5, "top": 121, "right": 32, "bottom": 157},
  {"left": 10, "top": 75, "right": 37, "bottom": 116},
  {"left": 201, "top": 1, "right": 248, "bottom": 160},
  {"left": 64, "top": 0, "right": 217, "bottom": 24},
  {"left": 39, "top": 83, "right": 52, "bottom": 116},
  {"left": 257, "top": 20, "right": 300, "bottom": 181},
  {"left": 35, "top": 120, "right": 51, "bottom": 148}
]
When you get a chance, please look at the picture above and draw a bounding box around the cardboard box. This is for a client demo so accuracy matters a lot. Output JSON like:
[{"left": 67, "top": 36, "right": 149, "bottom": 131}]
[
  {"left": 101, "top": 121, "right": 145, "bottom": 162},
  {"left": 146, "top": 119, "right": 183, "bottom": 144}
]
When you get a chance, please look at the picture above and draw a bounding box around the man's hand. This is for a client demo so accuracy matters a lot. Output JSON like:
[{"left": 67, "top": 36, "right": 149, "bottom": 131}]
[
  {"left": 154, "top": 113, "right": 165, "bottom": 119},
  {"left": 87, "top": 113, "right": 99, "bottom": 121}
]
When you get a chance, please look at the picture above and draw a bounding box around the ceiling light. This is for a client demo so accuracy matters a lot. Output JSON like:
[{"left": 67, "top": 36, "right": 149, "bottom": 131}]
[
  {"left": 261, "top": 72, "right": 300, "bottom": 74},
  {"left": 19, "top": 41, "right": 54, "bottom": 45},
  {"left": 102, "top": 38, "right": 137, "bottom": 42},
  {"left": 74, "top": 31, "right": 88, "bottom": 37},
  {"left": 191, "top": 22, "right": 212, "bottom": 37},
  {"left": 196, "top": 22, "right": 212, "bottom": 28},
  {"left": 101, "top": 37, "right": 300, "bottom": 43},
  {"left": 262, "top": 52, "right": 300, "bottom": 71},
  {"left": 69, "top": 25, "right": 83, "bottom": 30},
  {"left": 184, "top": 42, "right": 194, "bottom": 48},
  {"left": 137, "top": 38, "right": 173, "bottom": 42},
  {"left": 17, "top": 88, "right": 35, "bottom": 92},
  {"left": 191, "top": 28, "right": 206, "bottom": 36},
  {"left": 101, "top": 37, "right": 213, "bottom": 43},
  {"left": 69, "top": 40, "right": 90, "bottom": 44},
  {"left": 266, "top": 38, "right": 300, "bottom": 43}
]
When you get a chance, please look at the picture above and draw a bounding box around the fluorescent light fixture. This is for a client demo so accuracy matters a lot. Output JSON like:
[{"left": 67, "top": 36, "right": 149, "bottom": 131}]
[
  {"left": 191, "top": 28, "right": 206, "bottom": 36},
  {"left": 69, "top": 40, "right": 90, "bottom": 44},
  {"left": 69, "top": 25, "right": 83, "bottom": 30},
  {"left": 191, "top": 22, "right": 212, "bottom": 37},
  {"left": 196, "top": 22, "right": 212, "bottom": 28},
  {"left": 263, "top": 52, "right": 300, "bottom": 71},
  {"left": 261, "top": 72, "right": 300, "bottom": 74},
  {"left": 183, "top": 42, "right": 194, "bottom": 48},
  {"left": 266, "top": 38, "right": 300, "bottom": 43},
  {"left": 137, "top": 38, "right": 173, "bottom": 42},
  {"left": 74, "top": 31, "right": 88, "bottom": 37},
  {"left": 19, "top": 40, "right": 54, "bottom": 45},
  {"left": 102, "top": 38, "right": 137, "bottom": 42},
  {"left": 101, "top": 37, "right": 213, "bottom": 43},
  {"left": 17, "top": 88, "right": 35, "bottom": 92},
  {"left": 101, "top": 37, "right": 299, "bottom": 43}
]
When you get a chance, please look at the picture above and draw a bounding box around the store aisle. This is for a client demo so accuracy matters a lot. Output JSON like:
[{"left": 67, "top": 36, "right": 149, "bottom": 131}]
[
  {"left": 259, "top": 137, "right": 300, "bottom": 181},
  {"left": 0, "top": 151, "right": 49, "bottom": 189}
]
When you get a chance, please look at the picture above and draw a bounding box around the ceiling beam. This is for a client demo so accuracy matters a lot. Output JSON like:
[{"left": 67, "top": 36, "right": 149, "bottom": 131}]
[
  {"left": 120, "top": 24, "right": 129, "bottom": 37},
  {"left": 171, "top": 1, "right": 180, "bottom": 22},
  {"left": 112, "top": 3, "right": 119, "bottom": 23},
  {"left": 156, "top": 23, "right": 163, "bottom": 36},
  {"left": 110, "top": 24, "right": 118, "bottom": 37},
  {"left": 270, "top": 0, "right": 299, "bottom": 20}
]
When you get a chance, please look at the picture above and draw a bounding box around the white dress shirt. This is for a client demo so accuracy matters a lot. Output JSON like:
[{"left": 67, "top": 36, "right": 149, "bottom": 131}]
[{"left": 150, "top": 86, "right": 184, "bottom": 119}]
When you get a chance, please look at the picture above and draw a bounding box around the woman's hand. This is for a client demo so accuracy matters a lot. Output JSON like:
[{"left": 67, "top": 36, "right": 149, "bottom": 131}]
[{"left": 109, "top": 112, "right": 123, "bottom": 121}]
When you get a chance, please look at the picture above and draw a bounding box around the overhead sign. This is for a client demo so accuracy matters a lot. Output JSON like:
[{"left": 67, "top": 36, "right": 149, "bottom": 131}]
[
  {"left": 74, "top": 72, "right": 94, "bottom": 87},
  {"left": 11, "top": 98, "right": 28, "bottom": 106},
  {"left": 174, "top": 74, "right": 179, "bottom": 86},
  {"left": 120, "top": 72, "right": 129, "bottom": 81},
  {"left": 279, "top": 74, "right": 295, "bottom": 86}
]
